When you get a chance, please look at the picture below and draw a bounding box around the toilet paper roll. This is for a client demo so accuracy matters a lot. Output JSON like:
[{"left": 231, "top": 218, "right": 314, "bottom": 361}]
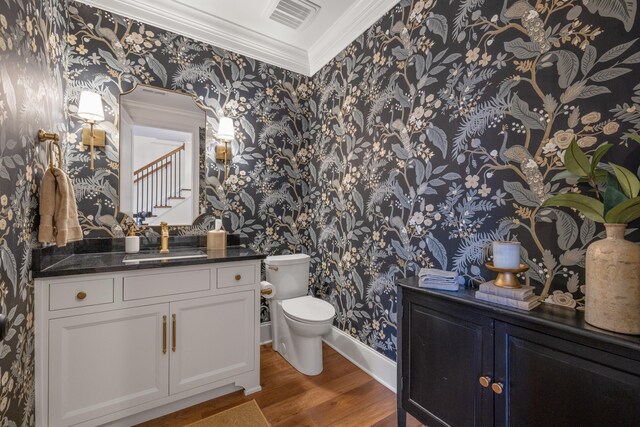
[{"left": 260, "top": 281, "right": 276, "bottom": 299}]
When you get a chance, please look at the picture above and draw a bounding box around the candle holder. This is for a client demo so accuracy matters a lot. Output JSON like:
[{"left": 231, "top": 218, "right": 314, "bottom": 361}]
[{"left": 485, "top": 262, "right": 529, "bottom": 289}]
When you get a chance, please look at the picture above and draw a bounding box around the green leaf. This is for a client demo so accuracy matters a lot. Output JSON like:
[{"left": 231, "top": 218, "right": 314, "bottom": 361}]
[
  {"left": 624, "top": 133, "right": 640, "bottom": 144},
  {"left": 592, "top": 168, "right": 609, "bottom": 184},
  {"left": 542, "top": 193, "right": 605, "bottom": 223},
  {"left": 605, "top": 196, "right": 640, "bottom": 223},
  {"left": 604, "top": 180, "right": 628, "bottom": 215},
  {"left": 590, "top": 143, "right": 613, "bottom": 171},
  {"left": 564, "top": 139, "right": 591, "bottom": 177},
  {"left": 551, "top": 170, "right": 579, "bottom": 182},
  {"left": 610, "top": 163, "right": 640, "bottom": 198}
]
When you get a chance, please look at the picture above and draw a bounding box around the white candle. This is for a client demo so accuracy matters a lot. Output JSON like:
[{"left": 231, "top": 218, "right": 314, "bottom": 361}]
[{"left": 492, "top": 241, "right": 521, "bottom": 269}]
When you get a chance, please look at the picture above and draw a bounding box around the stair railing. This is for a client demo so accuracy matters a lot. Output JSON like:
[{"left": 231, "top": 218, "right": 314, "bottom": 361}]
[{"left": 133, "top": 143, "right": 185, "bottom": 217}]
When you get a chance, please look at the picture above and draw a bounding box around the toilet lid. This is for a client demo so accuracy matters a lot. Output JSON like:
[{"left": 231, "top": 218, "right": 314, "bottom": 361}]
[{"left": 282, "top": 296, "right": 335, "bottom": 323}]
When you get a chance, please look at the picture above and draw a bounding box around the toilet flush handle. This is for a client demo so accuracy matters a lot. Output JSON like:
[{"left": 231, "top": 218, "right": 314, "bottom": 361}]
[{"left": 268, "top": 265, "right": 279, "bottom": 271}]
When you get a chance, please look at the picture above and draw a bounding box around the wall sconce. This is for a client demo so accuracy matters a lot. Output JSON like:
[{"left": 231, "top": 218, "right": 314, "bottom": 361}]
[
  {"left": 78, "top": 90, "right": 105, "bottom": 170},
  {"left": 215, "top": 117, "right": 235, "bottom": 179}
]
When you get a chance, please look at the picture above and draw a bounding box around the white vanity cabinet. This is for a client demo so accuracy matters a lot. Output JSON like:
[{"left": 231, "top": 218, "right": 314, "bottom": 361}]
[
  {"left": 169, "top": 292, "right": 255, "bottom": 394},
  {"left": 48, "top": 305, "right": 170, "bottom": 426},
  {"left": 35, "top": 260, "right": 262, "bottom": 427}
]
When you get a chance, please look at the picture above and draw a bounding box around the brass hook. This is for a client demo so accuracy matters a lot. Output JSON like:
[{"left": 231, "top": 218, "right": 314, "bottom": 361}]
[{"left": 38, "top": 130, "right": 59, "bottom": 143}]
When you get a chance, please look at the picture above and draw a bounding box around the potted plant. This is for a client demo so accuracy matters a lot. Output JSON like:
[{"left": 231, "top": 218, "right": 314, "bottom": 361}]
[{"left": 542, "top": 135, "right": 640, "bottom": 335}]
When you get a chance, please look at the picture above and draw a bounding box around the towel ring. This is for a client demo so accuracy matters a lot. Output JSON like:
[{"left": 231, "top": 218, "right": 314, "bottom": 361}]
[{"left": 38, "top": 130, "right": 62, "bottom": 169}]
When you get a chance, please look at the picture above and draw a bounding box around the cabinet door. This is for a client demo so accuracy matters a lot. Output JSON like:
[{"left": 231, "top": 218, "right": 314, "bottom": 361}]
[
  {"left": 400, "top": 290, "right": 493, "bottom": 427},
  {"left": 49, "top": 304, "right": 169, "bottom": 426},
  {"left": 495, "top": 322, "right": 640, "bottom": 427},
  {"left": 169, "top": 291, "right": 255, "bottom": 394}
]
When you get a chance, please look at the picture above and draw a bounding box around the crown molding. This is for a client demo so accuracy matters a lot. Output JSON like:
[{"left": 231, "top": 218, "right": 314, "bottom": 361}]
[
  {"left": 74, "top": 0, "right": 401, "bottom": 77},
  {"left": 307, "top": 0, "right": 399, "bottom": 75},
  {"left": 75, "top": 0, "right": 310, "bottom": 75}
]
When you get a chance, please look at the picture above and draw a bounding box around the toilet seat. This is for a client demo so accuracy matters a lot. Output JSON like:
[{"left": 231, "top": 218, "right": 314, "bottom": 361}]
[{"left": 282, "top": 296, "right": 335, "bottom": 324}]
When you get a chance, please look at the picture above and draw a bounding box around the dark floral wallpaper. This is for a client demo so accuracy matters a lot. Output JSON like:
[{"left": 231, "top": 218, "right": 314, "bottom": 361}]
[
  {"left": 308, "top": 0, "right": 640, "bottom": 359},
  {"left": 65, "top": 1, "right": 314, "bottom": 325},
  {"left": 2, "top": 0, "right": 640, "bottom": 423},
  {"left": 60, "top": 0, "right": 640, "bottom": 362},
  {"left": 0, "top": 0, "right": 67, "bottom": 424},
  {"left": 65, "top": 1, "right": 313, "bottom": 260}
]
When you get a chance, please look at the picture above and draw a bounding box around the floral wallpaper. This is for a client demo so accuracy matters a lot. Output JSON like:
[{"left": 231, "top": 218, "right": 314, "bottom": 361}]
[
  {"left": 65, "top": 1, "right": 313, "bottom": 265},
  {"left": 308, "top": 0, "right": 640, "bottom": 360},
  {"left": 62, "top": 0, "right": 640, "bottom": 363},
  {"left": 65, "top": 1, "right": 314, "bottom": 325},
  {"left": 0, "top": 0, "right": 67, "bottom": 424},
  {"left": 2, "top": 0, "right": 640, "bottom": 422}
]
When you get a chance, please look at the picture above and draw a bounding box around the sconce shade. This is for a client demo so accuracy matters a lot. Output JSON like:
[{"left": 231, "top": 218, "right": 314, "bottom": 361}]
[
  {"left": 78, "top": 91, "right": 105, "bottom": 122},
  {"left": 217, "top": 117, "right": 235, "bottom": 140}
]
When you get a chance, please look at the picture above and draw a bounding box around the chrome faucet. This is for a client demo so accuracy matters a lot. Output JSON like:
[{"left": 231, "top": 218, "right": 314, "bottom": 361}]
[{"left": 159, "top": 222, "right": 170, "bottom": 254}]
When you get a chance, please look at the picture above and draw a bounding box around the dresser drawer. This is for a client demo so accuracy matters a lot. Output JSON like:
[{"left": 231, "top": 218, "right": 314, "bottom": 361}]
[
  {"left": 217, "top": 264, "right": 256, "bottom": 288},
  {"left": 123, "top": 269, "right": 210, "bottom": 300},
  {"left": 49, "top": 278, "right": 114, "bottom": 311}
]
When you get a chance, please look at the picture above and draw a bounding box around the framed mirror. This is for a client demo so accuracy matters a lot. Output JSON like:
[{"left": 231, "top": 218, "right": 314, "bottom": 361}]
[{"left": 119, "top": 86, "right": 207, "bottom": 226}]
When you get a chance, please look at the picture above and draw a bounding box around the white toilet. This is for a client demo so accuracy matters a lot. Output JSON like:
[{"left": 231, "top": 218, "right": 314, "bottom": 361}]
[{"left": 265, "top": 254, "right": 335, "bottom": 376}]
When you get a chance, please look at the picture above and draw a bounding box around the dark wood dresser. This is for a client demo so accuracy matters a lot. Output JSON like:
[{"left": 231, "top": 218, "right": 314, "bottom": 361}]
[{"left": 396, "top": 277, "right": 640, "bottom": 427}]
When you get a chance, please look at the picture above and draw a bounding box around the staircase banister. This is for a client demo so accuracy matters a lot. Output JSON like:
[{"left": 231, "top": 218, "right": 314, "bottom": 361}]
[
  {"left": 133, "top": 143, "right": 185, "bottom": 176},
  {"left": 133, "top": 160, "right": 172, "bottom": 184}
]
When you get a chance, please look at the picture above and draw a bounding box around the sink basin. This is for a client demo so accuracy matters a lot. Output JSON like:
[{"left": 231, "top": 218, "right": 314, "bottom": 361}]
[{"left": 122, "top": 249, "right": 207, "bottom": 263}]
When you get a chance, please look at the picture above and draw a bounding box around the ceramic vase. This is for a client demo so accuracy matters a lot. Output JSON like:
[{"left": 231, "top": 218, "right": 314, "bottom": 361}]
[{"left": 585, "top": 223, "right": 640, "bottom": 335}]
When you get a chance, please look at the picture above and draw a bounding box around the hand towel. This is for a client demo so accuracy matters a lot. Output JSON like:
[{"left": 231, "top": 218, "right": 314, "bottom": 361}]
[
  {"left": 53, "top": 168, "right": 83, "bottom": 246},
  {"left": 38, "top": 167, "right": 83, "bottom": 247},
  {"left": 38, "top": 168, "right": 56, "bottom": 243}
]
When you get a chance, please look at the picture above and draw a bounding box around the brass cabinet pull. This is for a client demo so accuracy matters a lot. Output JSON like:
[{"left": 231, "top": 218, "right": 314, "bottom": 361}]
[
  {"left": 162, "top": 315, "right": 167, "bottom": 354},
  {"left": 172, "top": 314, "right": 177, "bottom": 352},
  {"left": 235, "top": 274, "right": 241, "bottom": 281},
  {"left": 76, "top": 291, "right": 87, "bottom": 300},
  {"left": 491, "top": 382, "right": 504, "bottom": 394},
  {"left": 479, "top": 376, "right": 491, "bottom": 388}
]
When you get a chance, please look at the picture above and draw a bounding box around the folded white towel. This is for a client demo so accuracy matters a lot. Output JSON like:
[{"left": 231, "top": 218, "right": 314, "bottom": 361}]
[
  {"left": 419, "top": 281, "right": 460, "bottom": 291},
  {"left": 419, "top": 268, "right": 458, "bottom": 279},
  {"left": 418, "top": 268, "right": 464, "bottom": 291}
]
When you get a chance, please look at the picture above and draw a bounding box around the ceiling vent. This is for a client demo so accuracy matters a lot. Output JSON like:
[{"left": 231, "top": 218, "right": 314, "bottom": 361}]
[{"left": 268, "top": 0, "right": 320, "bottom": 30}]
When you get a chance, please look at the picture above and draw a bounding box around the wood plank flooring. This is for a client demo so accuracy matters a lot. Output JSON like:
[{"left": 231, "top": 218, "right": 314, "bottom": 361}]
[{"left": 137, "top": 343, "right": 423, "bottom": 427}]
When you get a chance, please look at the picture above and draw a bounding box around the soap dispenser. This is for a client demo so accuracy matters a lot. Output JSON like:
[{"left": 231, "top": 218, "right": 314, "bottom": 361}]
[
  {"left": 207, "top": 219, "right": 227, "bottom": 250},
  {"left": 125, "top": 224, "right": 140, "bottom": 254}
]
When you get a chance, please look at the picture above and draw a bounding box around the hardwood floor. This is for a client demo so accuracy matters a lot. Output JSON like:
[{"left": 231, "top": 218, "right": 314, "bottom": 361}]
[{"left": 137, "top": 343, "right": 423, "bottom": 427}]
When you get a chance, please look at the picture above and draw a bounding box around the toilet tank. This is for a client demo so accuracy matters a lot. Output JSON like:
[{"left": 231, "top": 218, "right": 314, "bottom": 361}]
[{"left": 265, "top": 254, "right": 310, "bottom": 300}]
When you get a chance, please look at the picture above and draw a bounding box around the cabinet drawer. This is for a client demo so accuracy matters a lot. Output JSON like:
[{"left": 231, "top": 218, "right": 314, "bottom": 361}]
[
  {"left": 123, "top": 269, "right": 210, "bottom": 300},
  {"left": 217, "top": 264, "right": 256, "bottom": 288},
  {"left": 49, "top": 278, "right": 114, "bottom": 311}
]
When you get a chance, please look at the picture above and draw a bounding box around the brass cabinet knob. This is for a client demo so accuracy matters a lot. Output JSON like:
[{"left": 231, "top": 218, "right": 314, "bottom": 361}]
[
  {"left": 235, "top": 274, "right": 241, "bottom": 281},
  {"left": 491, "top": 382, "right": 504, "bottom": 394},
  {"left": 76, "top": 291, "right": 87, "bottom": 300},
  {"left": 479, "top": 376, "right": 491, "bottom": 388}
]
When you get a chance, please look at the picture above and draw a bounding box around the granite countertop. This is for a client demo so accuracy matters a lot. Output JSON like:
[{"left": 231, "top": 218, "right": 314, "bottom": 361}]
[
  {"left": 396, "top": 276, "right": 640, "bottom": 352},
  {"left": 32, "top": 236, "right": 266, "bottom": 278}
]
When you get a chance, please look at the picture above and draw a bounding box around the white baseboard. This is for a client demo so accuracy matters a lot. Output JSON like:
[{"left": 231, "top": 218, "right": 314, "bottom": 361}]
[
  {"left": 322, "top": 326, "right": 397, "bottom": 392},
  {"left": 260, "top": 322, "right": 272, "bottom": 345}
]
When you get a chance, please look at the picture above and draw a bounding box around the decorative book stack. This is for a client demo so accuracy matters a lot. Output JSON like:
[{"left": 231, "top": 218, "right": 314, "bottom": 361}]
[{"left": 475, "top": 281, "right": 540, "bottom": 311}]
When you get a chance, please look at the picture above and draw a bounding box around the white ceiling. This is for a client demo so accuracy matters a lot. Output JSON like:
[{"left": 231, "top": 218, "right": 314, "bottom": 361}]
[{"left": 76, "top": 0, "right": 400, "bottom": 76}]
